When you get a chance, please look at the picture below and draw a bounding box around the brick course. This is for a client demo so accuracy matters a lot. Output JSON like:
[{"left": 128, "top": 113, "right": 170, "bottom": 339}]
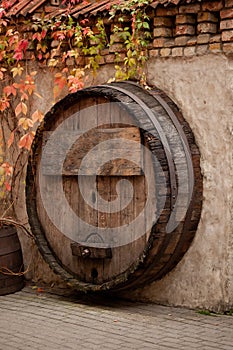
[
  {"left": 225, "top": 0, "right": 233, "bottom": 8},
  {"left": 156, "top": 7, "right": 178, "bottom": 16},
  {"left": 223, "top": 42, "right": 233, "bottom": 52},
  {"left": 222, "top": 30, "right": 233, "bottom": 41},
  {"left": 174, "top": 35, "right": 190, "bottom": 46},
  {"left": 187, "top": 37, "right": 197, "bottom": 46},
  {"left": 154, "top": 16, "right": 173, "bottom": 27},
  {"left": 197, "top": 34, "right": 210, "bottom": 44},
  {"left": 176, "top": 14, "right": 196, "bottom": 24},
  {"left": 176, "top": 24, "right": 195, "bottom": 36},
  {"left": 197, "top": 23, "right": 217, "bottom": 34},
  {"left": 197, "top": 12, "right": 218, "bottom": 23},
  {"left": 153, "top": 27, "right": 173, "bottom": 38},
  {"left": 179, "top": 4, "right": 201, "bottom": 14},
  {"left": 171, "top": 47, "right": 183, "bottom": 56},
  {"left": 153, "top": 38, "right": 169, "bottom": 48},
  {"left": 209, "top": 42, "right": 222, "bottom": 52},
  {"left": 196, "top": 44, "right": 208, "bottom": 55},
  {"left": 160, "top": 48, "right": 171, "bottom": 57},
  {"left": 220, "top": 9, "right": 233, "bottom": 19},
  {"left": 209, "top": 34, "right": 221, "bottom": 43},
  {"left": 202, "top": 1, "right": 224, "bottom": 11},
  {"left": 149, "top": 49, "right": 159, "bottom": 57},
  {"left": 220, "top": 19, "right": 233, "bottom": 30},
  {"left": 184, "top": 46, "right": 196, "bottom": 56}
]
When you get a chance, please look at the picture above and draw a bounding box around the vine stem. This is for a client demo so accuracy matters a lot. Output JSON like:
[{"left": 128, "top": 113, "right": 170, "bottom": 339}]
[{"left": 0, "top": 217, "right": 34, "bottom": 239}]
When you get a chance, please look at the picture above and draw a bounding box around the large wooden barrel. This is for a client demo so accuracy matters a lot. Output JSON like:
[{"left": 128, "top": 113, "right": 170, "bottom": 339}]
[
  {"left": 0, "top": 225, "right": 24, "bottom": 295},
  {"left": 26, "top": 82, "right": 202, "bottom": 292}
]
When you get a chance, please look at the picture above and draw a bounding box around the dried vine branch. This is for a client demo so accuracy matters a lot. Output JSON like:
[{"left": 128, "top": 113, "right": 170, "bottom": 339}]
[{"left": 0, "top": 217, "right": 34, "bottom": 239}]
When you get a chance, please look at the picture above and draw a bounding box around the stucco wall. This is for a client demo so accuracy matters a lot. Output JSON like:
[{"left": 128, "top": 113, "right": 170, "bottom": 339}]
[
  {"left": 12, "top": 54, "right": 233, "bottom": 311},
  {"left": 119, "top": 54, "right": 233, "bottom": 312}
]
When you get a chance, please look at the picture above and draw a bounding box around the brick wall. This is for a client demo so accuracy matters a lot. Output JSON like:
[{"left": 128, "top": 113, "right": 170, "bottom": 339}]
[
  {"left": 8, "top": 1, "right": 233, "bottom": 68},
  {"left": 149, "top": 0, "right": 233, "bottom": 58},
  {"left": 85, "top": 0, "right": 233, "bottom": 63},
  {"left": 63, "top": 0, "right": 233, "bottom": 67}
]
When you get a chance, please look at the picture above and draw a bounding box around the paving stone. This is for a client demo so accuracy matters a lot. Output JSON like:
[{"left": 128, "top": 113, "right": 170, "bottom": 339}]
[{"left": 0, "top": 287, "right": 233, "bottom": 350}]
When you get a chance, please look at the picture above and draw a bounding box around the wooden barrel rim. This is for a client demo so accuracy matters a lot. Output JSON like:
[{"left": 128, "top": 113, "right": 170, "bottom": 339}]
[{"left": 26, "top": 82, "right": 202, "bottom": 292}]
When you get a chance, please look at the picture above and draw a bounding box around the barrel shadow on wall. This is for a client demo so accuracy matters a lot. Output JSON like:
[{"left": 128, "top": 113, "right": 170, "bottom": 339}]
[{"left": 26, "top": 81, "right": 203, "bottom": 293}]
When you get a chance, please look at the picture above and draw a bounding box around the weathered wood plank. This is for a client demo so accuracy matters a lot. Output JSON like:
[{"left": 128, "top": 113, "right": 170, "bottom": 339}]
[{"left": 42, "top": 127, "right": 142, "bottom": 176}]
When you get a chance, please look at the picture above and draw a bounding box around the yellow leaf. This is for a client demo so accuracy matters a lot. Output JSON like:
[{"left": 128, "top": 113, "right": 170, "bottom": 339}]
[
  {"left": 48, "top": 59, "right": 58, "bottom": 67},
  {"left": 18, "top": 117, "right": 33, "bottom": 130},
  {"left": 21, "top": 102, "right": 27, "bottom": 115},
  {"left": 11, "top": 65, "right": 24, "bottom": 78},
  {"left": 15, "top": 102, "right": 22, "bottom": 117},
  {"left": 32, "top": 110, "right": 44, "bottom": 123},
  {"left": 15, "top": 102, "right": 28, "bottom": 117},
  {"left": 0, "top": 68, "right": 7, "bottom": 80},
  {"left": 0, "top": 191, "right": 5, "bottom": 199}
]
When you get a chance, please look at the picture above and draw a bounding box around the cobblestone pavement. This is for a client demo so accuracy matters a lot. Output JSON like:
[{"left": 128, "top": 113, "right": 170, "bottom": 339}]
[{"left": 0, "top": 286, "right": 233, "bottom": 350}]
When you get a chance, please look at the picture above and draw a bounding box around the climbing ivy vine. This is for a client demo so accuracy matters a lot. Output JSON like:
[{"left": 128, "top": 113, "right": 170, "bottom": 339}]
[{"left": 0, "top": 0, "right": 153, "bottom": 198}]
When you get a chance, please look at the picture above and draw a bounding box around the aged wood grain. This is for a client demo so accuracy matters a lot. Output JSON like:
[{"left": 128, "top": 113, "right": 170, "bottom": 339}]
[
  {"left": 42, "top": 127, "right": 142, "bottom": 176},
  {"left": 37, "top": 97, "right": 150, "bottom": 284}
]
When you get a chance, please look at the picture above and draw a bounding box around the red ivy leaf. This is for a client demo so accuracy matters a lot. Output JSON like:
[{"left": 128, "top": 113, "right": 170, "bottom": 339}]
[
  {"left": 53, "top": 73, "right": 67, "bottom": 99},
  {"left": 41, "top": 29, "right": 47, "bottom": 39},
  {"left": 13, "top": 51, "right": 23, "bottom": 61},
  {"left": 32, "top": 33, "right": 42, "bottom": 41},
  {"left": 19, "top": 39, "right": 28, "bottom": 53},
  {"left": 0, "top": 97, "right": 10, "bottom": 111},
  {"left": 80, "top": 18, "right": 89, "bottom": 25},
  {"left": 13, "top": 39, "right": 28, "bottom": 61},
  {"left": 37, "top": 53, "right": 43, "bottom": 60},
  {"left": 3, "top": 85, "right": 17, "bottom": 97},
  {"left": 82, "top": 27, "right": 91, "bottom": 36},
  {"left": 5, "top": 181, "right": 11, "bottom": 192}
]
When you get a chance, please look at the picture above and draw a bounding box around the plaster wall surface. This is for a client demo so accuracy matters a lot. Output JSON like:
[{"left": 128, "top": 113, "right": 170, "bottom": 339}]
[
  {"left": 13, "top": 54, "right": 233, "bottom": 311},
  {"left": 119, "top": 54, "right": 233, "bottom": 312}
]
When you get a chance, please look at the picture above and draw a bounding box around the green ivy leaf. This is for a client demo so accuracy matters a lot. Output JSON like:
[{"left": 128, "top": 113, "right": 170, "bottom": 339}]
[{"left": 143, "top": 22, "right": 150, "bottom": 29}]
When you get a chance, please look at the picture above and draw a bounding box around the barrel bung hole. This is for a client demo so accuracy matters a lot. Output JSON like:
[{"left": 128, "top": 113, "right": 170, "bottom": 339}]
[{"left": 91, "top": 268, "right": 98, "bottom": 280}]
